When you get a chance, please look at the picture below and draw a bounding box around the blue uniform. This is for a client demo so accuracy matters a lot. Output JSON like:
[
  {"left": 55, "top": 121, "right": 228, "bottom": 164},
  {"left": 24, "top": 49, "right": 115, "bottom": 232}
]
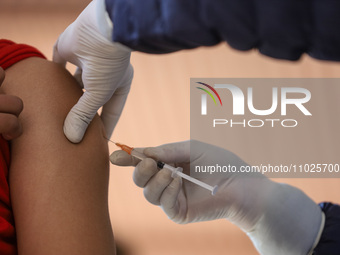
[
  {"left": 314, "top": 203, "right": 340, "bottom": 254},
  {"left": 105, "top": 0, "right": 340, "bottom": 252},
  {"left": 105, "top": 0, "right": 340, "bottom": 61}
]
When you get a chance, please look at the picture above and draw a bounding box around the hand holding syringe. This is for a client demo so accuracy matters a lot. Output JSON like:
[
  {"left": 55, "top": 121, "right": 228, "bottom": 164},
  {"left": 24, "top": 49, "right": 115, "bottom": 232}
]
[{"left": 109, "top": 140, "right": 218, "bottom": 195}]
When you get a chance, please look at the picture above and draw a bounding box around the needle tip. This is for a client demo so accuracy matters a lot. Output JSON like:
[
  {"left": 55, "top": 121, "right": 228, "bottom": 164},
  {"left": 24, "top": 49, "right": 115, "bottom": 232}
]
[{"left": 104, "top": 137, "right": 134, "bottom": 155}]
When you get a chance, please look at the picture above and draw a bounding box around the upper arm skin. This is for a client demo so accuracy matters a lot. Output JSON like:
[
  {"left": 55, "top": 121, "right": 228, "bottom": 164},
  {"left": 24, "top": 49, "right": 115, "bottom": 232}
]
[{"left": 2, "top": 58, "right": 115, "bottom": 255}]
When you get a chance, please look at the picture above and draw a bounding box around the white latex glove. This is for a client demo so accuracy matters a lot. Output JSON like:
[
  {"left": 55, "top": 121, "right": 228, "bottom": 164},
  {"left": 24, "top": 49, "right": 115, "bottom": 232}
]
[
  {"left": 53, "top": 0, "right": 133, "bottom": 143},
  {"left": 110, "top": 140, "right": 325, "bottom": 255}
]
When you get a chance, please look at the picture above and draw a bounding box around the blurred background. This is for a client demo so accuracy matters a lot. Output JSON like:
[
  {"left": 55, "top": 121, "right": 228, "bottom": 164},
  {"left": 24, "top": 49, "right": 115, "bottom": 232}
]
[{"left": 2, "top": 1, "right": 340, "bottom": 254}]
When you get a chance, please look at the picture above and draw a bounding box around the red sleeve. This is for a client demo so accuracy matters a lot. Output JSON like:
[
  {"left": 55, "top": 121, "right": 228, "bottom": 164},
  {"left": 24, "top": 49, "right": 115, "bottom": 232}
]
[
  {"left": 0, "top": 136, "right": 16, "bottom": 255},
  {"left": 0, "top": 39, "right": 46, "bottom": 255},
  {"left": 0, "top": 39, "right": 46, "bottom": 70}
]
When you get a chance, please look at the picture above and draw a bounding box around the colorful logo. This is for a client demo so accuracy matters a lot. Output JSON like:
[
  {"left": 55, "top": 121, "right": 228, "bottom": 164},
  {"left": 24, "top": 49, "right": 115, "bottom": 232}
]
[
  {"left": 196, "top": 82, "right": 223, "bottom": 106},
  {"left": 196, "top": 82, "right": 312, "bottom": 117}
]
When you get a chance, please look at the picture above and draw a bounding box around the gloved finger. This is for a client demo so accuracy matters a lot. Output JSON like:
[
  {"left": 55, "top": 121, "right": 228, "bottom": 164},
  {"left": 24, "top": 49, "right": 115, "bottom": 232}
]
[
  {"left": 160, "top": 177, "right": 182, "bottom": 218},
  {"left": 64, "top": 87, "right": 113, "bottom": 143},
  {"left": 101, "top": 64, "right": 133, "bottom": 139},
  {"left": 0, "top": 114, "right": 22, "bottom": 140},
  {"left": 101, "top": 88, "right": 129, "bottom": 139},
  {"left": 133, "top": 158, "right": 158, "bottom": 188},
  {"left": 143, "top": 167, "right": 174, "bottom": 205},
  {"left": 52, "top": 39, "right": 67, "bottom": 67},
  {"left": 110, "top": 150, "right": 140, "bottom": 166},
  {"left": 73, "top": 67, "right": 84, "bottom": 88},
  {"left": 143, "top": 140, "right": 191, "bottom": 164}
]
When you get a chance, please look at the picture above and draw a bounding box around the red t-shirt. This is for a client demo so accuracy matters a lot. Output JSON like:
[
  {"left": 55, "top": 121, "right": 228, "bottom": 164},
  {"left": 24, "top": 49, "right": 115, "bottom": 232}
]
[
  {"left": 0, "top": 136, "right": 16, "bottom": 255},
  {"left": 0, "top": 39, "right": 46, "bottom": 255}
]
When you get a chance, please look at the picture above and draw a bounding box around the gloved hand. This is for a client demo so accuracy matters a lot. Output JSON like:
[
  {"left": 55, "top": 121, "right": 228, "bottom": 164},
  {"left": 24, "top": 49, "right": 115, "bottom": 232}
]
[
  {"left": 110, "top": 140, "right": 325, "bottom": 255},
  {"left": 53, "top": 0, "right": 133, "bottom": 143},
  {"left": 0, "top": 67, "right": 23, "bottom": 140}
]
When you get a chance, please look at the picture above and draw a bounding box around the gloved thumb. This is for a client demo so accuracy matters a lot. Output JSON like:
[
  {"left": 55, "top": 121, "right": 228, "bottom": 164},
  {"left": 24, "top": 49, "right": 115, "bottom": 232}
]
[
  {"left": 143, "top": 141, "right": 190, "bottom": 164},
  {"left": 64, "top": 90, "right": 112, "bottom": 143},
  {"left": 73, "top": 67, "right": 84, "bottom": 88},
  {"left": 101, "top": 64, "right": 133, "bottom": 138},
  {"left": 101, "top": 91, "right": 129, "bottom": 139},
  {"left": 52, "top": 39, "right": 67, "bottom": 67}
]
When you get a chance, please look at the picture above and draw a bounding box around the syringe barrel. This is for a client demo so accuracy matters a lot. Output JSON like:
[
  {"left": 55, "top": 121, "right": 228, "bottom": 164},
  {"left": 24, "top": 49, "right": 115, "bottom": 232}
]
[
  {"left": 130, "top": 150, "right": 147, "bottom": 160},
  {"left": 130, "top": 149, "right": 218, "bottom": 195},
  {"left": 162, "top": 163, "right": 217, "bottom": 194},
  {"left": 162, "top": 163, "right": 178, "bottom": 172}
]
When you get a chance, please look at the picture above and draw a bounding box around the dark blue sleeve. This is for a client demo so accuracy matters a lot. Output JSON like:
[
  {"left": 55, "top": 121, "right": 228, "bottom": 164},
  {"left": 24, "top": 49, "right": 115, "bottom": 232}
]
[
  {"left": 313, "top": 202, "right": 340, "bottom": 255},
  {"left": 105, "top": 0, "right": 340, "bottom": 61}
]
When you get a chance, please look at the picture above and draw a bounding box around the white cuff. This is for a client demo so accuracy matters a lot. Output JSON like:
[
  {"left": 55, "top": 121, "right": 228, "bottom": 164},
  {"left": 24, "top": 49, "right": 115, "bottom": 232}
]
[
  {"left": 94, "top": 0, "right": 132, "bottom": 52},
  {"left": 307, "top": 212, "right": 325, "bottom": 255},
  {"left": 95, "top": 0, "right": 113, "bottom": 41}
]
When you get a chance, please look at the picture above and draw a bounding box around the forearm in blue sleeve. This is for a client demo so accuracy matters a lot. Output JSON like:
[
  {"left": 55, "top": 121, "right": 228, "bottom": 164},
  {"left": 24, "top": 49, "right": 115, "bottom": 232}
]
[
  {"left": 105, "top": 0, "right": 340, "bottom": 61},
  {"left": 313, "top": 202, "right": 340, "bottom": 254},
  {"left": 105, "top": 0, "right": 258, "bottom": 54}
]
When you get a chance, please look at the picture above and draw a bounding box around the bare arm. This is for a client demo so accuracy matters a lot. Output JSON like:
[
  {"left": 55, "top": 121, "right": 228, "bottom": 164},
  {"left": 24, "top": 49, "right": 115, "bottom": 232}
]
[{"left": 2, "top": 57, "right": 115, "bottom": 255}]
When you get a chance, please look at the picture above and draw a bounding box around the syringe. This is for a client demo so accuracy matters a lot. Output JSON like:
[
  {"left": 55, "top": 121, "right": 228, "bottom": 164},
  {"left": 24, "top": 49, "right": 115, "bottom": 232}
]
[{"left": 109, "top": 140, "right": 218, "bottom": 195}]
